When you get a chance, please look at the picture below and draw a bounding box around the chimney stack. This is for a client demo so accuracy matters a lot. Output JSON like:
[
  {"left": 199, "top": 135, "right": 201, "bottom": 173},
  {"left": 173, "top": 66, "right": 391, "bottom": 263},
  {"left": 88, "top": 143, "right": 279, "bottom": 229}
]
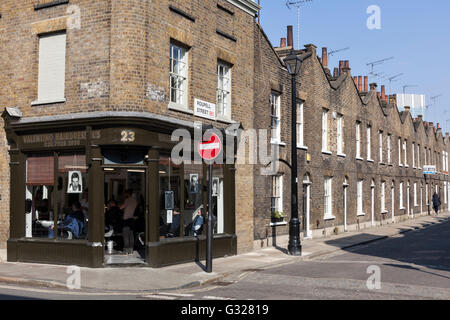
[
  {"left": 339, "top": 61, "right": 344, "bottom": 76},
  {"left": 358, "top": 76, "right": 363, "bottom": 92},
  {"left": 404, "top": 106, "right": 410, "bottom": 112},
  {"left": 354, "top": 77, "right": 357, "bottom": 86},
  {"left": 370, "top": 83, "right": 377, "bottom": 91},
  {"left": 287, "top": 26, "right": 294, "bottom": 48},
  {"left": 280, "top": 38, "right": 287, "bottom": 48},
  {"left": 364, "top": 76, "right": 368, "bottom": 92},
  {"left": 381, "top": 85, "right": 386, "bottom": 100},
  {"left": 333, "top": 68, "right": 339, "bottom": 78},
  {"left": 322, "top": 48, "right": 328, "bottom": 67}
]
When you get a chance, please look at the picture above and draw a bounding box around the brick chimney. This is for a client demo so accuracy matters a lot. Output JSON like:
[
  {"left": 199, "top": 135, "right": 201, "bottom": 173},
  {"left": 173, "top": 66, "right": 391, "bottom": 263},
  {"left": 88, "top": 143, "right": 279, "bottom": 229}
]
[
  {"left": 358, "top": 76, "right": 363, "bottom": 92},
  {"left": 404, "top": 106, "right": 410, "bottom": 112},
  {"left": 354, "top": 76, "right": 357, "bottom": 86},
  {"left": 364, "top": 76, "right": 368, "bottom": 92},
  {"left": 381, "top": 85, "right": 386, "bottom": 100},
  {"left": 287, "top": 26, "right": 293, "bottom": 48},
  {"left": 333, "top": 68, "right": 339, "bottom": 78},
  {"left": 370, "top": 83, "right": 377, "bottom": 91},
  {"left": 338, "top": 61, "right": 344, "bottom": 76},
  {"left": 342, "top": 60, "right": 350, "bottom": 73},
  {"left": 322, "top": 48, "right": 328, "bottom": 67},
  {"left": 280, "top": 38, "right": 287, "bottom": 48}
]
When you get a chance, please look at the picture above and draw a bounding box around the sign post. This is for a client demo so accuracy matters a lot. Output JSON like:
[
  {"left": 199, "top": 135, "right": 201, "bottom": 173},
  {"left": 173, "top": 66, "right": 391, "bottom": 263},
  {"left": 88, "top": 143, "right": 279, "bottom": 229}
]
[
  {"left": 424, "top": 165, "right": 436, "bottom": 215},
  {"left": 197, "top": 132, "right": 222, "bottom": 273}
]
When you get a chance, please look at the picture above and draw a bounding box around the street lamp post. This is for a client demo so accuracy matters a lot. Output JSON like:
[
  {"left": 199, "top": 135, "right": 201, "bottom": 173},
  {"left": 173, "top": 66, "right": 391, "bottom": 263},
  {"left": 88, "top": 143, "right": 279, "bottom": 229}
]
[{"left": 284, "top": 50, "right": 303, "bottom": 256}]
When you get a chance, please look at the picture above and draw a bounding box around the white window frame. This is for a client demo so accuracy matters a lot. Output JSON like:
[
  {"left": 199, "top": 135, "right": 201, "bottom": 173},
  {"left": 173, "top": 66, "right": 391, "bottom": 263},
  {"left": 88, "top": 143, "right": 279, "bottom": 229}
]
[
  {"left": 426, "top": 184, "right": 429, "bottom": 205},
  {"left": 399, "top": 182, "right": 404, "bottom": 209},
  {"left": 217, "top": 62, "right": 232, "bottom": 120},
  {"left": 367, "top": 125, "right": 372, "bottom": 161},
  {"left": 379, "top": 131, "right": 383, "bottom": 163},
  {"left": 417, "top": 144, "right": 421, "bottom": 169},
  {"left": 324, "top": 177, "right": 334, "bottom": 219},
  {"left": 169, "top": 43, "right": 188, "bottom": 109},
  {"left": 414, "top": 182, "right": 418, "bottom": 206},
  {"left": 403, "top": 140, "right": 408, "bottom": 167},
  {"left": 387, "top": 134, "right": 392, "bottom": 164},
  {"left": 412, "top": 142, "right": 416, "bottom": 168},
  {"left": 398, "top": 138, "right": 403, "bottom": 166},
  {"left": 356, "top": 122, "right": 362, "bottom": 159},
  {"left": 32, "top": 32, "right": 67, "bottom": 106},
  {"left": 357, "top": 180, "right": 364, "bottom": 216},
  {"left": 297, "top": 102, "right": 306, "bottom": 148},
  {"left": 381, "top": 181, "right": 386, "bottom": 213},
  {"left": 270, "top": 92, "right": 281, "bottom": 144},
  {"left": 322, "top": 109, "right": 330, "bottom": 153},
  {"left": 271, "top": 175, "right": 283, "bottom": 214},
  {"left": 337, "top": 114, "right": 344, "bottom": 155}
]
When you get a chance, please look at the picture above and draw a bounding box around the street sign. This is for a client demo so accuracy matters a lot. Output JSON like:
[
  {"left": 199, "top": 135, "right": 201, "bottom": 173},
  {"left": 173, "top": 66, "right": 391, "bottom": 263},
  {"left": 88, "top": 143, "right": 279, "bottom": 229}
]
[
  {"left": 424, "top": 165, "right": 436, "bottom": 175},
  {"left": 197, "top": 132, "right": 222, "bottom": 161}
]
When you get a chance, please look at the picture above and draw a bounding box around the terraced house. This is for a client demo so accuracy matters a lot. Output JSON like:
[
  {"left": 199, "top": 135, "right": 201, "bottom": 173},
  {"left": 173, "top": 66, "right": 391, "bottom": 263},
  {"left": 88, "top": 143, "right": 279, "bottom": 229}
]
[
  {"left": 253, "top": 26, "right": 450, "bottom": 247},
  {"left": 0, "top": 0, "right": 448, "bottom": 268}
]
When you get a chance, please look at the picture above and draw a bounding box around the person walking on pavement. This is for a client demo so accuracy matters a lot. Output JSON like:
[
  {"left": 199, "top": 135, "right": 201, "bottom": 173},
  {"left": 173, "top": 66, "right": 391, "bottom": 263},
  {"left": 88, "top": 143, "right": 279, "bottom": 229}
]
[{"left": 432, "top": 192, "right": 441, "bottom": 215}]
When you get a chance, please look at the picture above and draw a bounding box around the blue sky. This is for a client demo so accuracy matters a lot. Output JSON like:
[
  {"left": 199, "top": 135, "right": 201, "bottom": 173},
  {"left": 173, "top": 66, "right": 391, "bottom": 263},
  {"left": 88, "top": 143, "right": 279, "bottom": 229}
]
[{"left": 259, "top": 0, "right": 450, "bottom": 131}]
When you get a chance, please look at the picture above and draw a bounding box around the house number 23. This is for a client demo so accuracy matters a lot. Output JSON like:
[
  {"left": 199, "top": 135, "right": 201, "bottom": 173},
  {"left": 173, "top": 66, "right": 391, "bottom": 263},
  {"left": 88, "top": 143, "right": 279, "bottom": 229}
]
[{"left": 121, "top": 130, "right": 135, "bottom": 142}]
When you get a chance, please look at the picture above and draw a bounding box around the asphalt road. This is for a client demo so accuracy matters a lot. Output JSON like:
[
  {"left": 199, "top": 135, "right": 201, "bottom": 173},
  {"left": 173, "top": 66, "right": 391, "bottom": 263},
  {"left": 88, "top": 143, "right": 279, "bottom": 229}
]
[{"left": 0, "top": 217, "right": 449, "bottom": 300}]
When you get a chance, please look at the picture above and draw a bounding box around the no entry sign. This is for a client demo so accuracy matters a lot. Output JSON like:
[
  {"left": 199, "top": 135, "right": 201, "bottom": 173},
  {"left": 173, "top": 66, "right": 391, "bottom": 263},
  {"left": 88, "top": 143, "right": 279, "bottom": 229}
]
[{"left": 198, "top": 132, "right": 222, "bottom": 161}]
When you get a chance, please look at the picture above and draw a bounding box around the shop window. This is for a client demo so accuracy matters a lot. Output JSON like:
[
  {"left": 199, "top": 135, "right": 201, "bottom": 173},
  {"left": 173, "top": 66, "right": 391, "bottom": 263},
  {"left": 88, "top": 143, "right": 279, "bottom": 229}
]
[{"left": 25, "top": 153, "right": 88, "bottom": 240}]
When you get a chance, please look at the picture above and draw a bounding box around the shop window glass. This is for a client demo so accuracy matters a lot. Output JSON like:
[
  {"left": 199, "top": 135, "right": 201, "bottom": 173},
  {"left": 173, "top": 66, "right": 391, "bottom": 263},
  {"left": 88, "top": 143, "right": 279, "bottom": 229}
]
[
  {"left": 184, "top": 163, "right": 206, "bottom": 237},
  {"left": 26, "top": 154, "right": 54, "bottom": 238},
  {"left": 55, "top": 153, "right": 88, "bottom": 240},
  {"left": 159, "top": 156, "right": 183, "bottom": 238}
]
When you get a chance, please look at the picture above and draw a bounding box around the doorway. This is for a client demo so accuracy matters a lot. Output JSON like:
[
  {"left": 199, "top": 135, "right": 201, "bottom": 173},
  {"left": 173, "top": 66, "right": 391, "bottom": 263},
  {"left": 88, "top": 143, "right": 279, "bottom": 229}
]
[
  {"left": 302, "top": 174, "right": 312, "bottom": 239},
  {"left": 103, "top": 167, "right": 147, "bottom": 265}
]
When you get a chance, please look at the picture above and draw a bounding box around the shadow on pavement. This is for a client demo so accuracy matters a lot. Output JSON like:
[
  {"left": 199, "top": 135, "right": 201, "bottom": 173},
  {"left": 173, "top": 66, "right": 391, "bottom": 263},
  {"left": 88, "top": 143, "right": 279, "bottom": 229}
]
[{"left": 323, "top": 218, "right": 450, "bottom": 274}]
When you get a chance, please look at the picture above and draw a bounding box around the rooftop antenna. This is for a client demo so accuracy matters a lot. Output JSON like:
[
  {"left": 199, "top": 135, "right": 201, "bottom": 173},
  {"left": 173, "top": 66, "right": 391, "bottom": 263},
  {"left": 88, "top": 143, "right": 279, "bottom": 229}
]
[
  {"left": 431, "top": 94, "right": 443, "bottom": 106},
  {"left": 328, "top": 47, "right": 350, "bottom": 57},
  {"left": 402, "top": 85, "right": 418, "bottom": 94},
  {"left": 366, "top": 57, "right": 394, "bottom": 76},
  {"left": 286, "top": 0, "right": 313, "bottom": 49},
  {"left": 387, "top": 73, "right": 403, "bottom": 95}
]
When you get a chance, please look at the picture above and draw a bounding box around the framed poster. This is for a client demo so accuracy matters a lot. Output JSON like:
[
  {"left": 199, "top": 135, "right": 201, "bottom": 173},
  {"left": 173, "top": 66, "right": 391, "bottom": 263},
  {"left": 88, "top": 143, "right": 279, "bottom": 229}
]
[
  {"left": 212, "top": 177, "right": 220, "bottom": 197},
  {"left": 67, "top": 171, "right": 83, "bottom": 194},
  {"left": 189, "top": 174, "right": 199, "bottom": 194}
]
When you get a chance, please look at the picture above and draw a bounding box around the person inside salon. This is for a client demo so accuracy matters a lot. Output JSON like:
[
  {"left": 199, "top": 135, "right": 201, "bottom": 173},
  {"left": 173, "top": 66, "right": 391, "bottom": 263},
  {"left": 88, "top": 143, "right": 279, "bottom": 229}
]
[
  {"left": 48, "top": 201, "right": 85, "bottom": 239},
  {"left": 119, "top": 189, "right": 137, "bottom": 255}
]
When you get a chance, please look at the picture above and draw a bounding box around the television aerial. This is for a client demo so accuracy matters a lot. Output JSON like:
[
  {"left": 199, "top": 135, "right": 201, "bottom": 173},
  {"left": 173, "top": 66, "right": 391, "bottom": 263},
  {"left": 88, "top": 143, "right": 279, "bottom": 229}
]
[
  {"left": 402, "top": 85, "right": 418, "bottom": 94},
  {"left": 328, "top": 47, "right": 350, "bottom": 57},
  {"left": 366, "top": 57, "right": 394, "bottom": 76},
  {"left": 286, "top": 0, "right": 314, "bottom": 49},
  {"left": 387, "top": 73, "right": 403, "bottom": 95}
]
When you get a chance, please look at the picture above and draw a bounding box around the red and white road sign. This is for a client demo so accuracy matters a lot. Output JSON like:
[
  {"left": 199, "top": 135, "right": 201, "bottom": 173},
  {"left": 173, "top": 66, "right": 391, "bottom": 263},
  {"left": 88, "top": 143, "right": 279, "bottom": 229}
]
[{"left": 198, "top": 133, "right": 222, "bottom": 161}]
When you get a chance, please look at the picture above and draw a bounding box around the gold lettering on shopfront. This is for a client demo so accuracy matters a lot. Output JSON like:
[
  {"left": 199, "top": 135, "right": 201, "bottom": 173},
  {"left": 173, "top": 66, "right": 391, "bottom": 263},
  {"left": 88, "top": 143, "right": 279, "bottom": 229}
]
[{"left": 22, "top": 130, "right": 101, "bottom": 148}]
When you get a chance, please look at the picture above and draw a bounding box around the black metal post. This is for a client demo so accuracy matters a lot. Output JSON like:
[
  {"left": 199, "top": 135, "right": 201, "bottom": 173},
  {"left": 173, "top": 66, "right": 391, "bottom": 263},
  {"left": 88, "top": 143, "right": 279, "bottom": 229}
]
[
  {"left": 206, "top": 162, "right": 213, "bottom": 272},
  {"left": 288, "top": 73, "right": 302, "bottom": 256}
]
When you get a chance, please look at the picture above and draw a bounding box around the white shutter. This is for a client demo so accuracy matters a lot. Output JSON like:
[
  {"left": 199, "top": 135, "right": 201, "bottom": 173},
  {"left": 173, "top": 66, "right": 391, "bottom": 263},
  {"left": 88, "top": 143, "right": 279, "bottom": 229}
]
[{"left": 37, "top": 33, "right": 66, "bottom": 103}]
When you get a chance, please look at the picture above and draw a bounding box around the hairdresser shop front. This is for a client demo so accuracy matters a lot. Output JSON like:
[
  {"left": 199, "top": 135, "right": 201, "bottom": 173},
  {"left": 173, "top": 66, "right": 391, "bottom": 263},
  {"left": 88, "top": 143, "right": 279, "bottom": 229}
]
[{"left": 3, "top": 109, "right": 237, "bottom": 268}]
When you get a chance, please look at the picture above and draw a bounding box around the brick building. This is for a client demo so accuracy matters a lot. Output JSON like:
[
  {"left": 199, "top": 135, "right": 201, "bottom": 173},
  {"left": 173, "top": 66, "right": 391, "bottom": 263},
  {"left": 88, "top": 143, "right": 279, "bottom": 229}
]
[
  {"left": 252, "top": 25, "right": 450, "bottom": 247},
  {"left": 0, "top": 0, "right": 448, "bottom": 267},
  {"left": 0, "top": 0, "right": 260, "bottom": 267}
]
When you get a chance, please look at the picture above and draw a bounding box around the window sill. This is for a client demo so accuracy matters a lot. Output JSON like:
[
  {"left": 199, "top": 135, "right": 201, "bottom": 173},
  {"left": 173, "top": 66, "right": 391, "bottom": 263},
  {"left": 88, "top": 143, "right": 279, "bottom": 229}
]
[
  {"left": 357, "top": 213, "right": 366, "bottom": 216},
  {"left": 356, "top": 157, "right": 364, "bottom": 161},
  {"left": 216, "top": 116, "right": 236, "bottom": 124},
  {"left": 381, "top": 210, "right": 389, "bottom": 214},
  {"left": 297, "top": 145, "right": 308, "bottom": 151},
  {"left": 270, "top": 221, "right": 287, "bottom": 227},
  {"left": 379, "top": 162, "right": 386, "bottom": 165},
  {"left": 367, "top": 159, "right": 374, "bottom": 163},
  {"left": 388, "top": 163, "right": 393, "bottom": 167},
  {"left": 399, "top": 164, "right": 403, "bottom": 167},
  {"left": 337, "top": 153, "right": 347, "bottom": 158},
  {"left": 31, "top": 98, "right": 66, "bottom": 106},
  {"left": 324, "top": 215, "right": 336, "bottom": 221},
  {"left": 322, "top": 151, "right": 332, "bottom": 155},
  {"left": 168, "top": 102, "right": 194, "bottom": 114},
  {"left": 271, "top": 141, "right": 286, "bottom": 147}
]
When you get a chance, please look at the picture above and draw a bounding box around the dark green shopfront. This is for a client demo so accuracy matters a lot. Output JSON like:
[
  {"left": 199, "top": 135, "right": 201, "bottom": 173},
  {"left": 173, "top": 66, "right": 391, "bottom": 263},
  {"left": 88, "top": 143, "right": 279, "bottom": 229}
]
[{"left": 3, "top": 109, "right": 237, "bottom": 268}]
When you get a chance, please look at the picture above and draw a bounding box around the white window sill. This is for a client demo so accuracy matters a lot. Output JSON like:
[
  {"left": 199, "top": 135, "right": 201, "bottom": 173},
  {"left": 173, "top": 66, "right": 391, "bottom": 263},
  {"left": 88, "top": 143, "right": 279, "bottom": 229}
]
[
  {"left": 271, "top": 141, "right": 286, "bottom": 147},
  {"left": 356, "top": 157, "right": 364, "bottom": 161},
  {"left": 337, "top": 153, "right": 346, "bottom": 158},
  {"left": 270, "top": 221, "right": 287, "bottom": 227},
  {"left": 168, "top": 102, "right": 193, "bottom": 114},
  {"left": 381, "top": 210, "right": 388, "bottom": 214},
  {"left": 297, "top": 145, "right": 308, "bottom": 150},
  {"left": 388, "top": 163, "right": 393, "bottom": 167},
  {"left": 216, "top": 116, "right": 236, "bottom": 124},
  {"left": 379, "top": 162, "right": 386, "bottom": 165},
  {"left": 399, "top": 164, "right": 403, "bottom": 167},
  {"left": 400, "top": 207, "right": 405, "bottom": 210},
  {"left": 367, "top": 159, "right": 374, "bottom": 163},
  {"left": 322, "top": 151, "right": 332, "bottom": 155},
  {"left": 405, "top": 165, "right": 409, "bottom": 168},
  {"left": 324, "top": 215, "right": 336, "bottom": 221},
  {"left": 357, "top": 213, "right": 366, "bottom": 216},
  {"left": 31, "top": 98, "right": 66, "bottom": 106}
]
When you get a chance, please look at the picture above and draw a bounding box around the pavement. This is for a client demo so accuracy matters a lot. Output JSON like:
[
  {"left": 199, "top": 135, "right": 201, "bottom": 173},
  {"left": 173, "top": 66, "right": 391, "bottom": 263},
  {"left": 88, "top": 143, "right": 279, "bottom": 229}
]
[{"left": 0, "top": 211, "right": 449, "bottom": 294}]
